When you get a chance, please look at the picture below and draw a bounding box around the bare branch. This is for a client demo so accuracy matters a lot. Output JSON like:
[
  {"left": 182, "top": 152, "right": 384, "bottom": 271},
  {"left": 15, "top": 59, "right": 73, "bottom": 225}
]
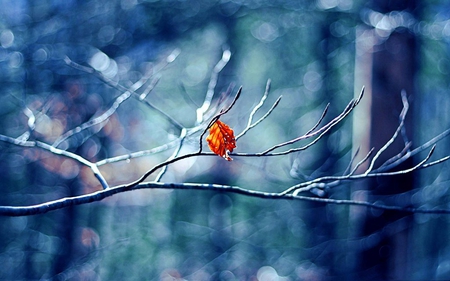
[
  {"left": 95, "top": 124, "right": 207, "bottom": 166},
  {"left": 377, "top": 141, "right": 413, "bottom": 171},
  {"left": 218, "top": 86, "right": 242, "bottom": 116},
  {"left": 2, "top": 180, "right": 450, "bottom": 217},
  {"left": 91, "top": 86, "right": 234, "bottom": 168},
  {"left": 374, "top": 127, "right": 450, "bottom": 173},
  {"left": 64, "top": 56, "right": 184, "bottom": 130},
  {"left": 236, "top": 79, "right": 283, "bottom": 141},
  {"left": 139, "top": 76, "right": 161, "bottom": 100},
  {"left": 3, "top": 54, "right": 450, "bottom": 220},
  {"left": 196, "top": 49, "right": 231, "bottom": 125},
  {"left": 53, "top": 60, "right": 160, "bottom": 148},
  {"left": 237, "top": 87, "right": 364, "bottom": 156},
  {"left": 0, "top": 134, "right": 109, "bottom": 189},
  {"left": 256, "top": 104, "right": 330, "bottom": 155},
  {"left": 282, "top": 144, "right": 438, "bottom": 196},
  {"left": 364, "top": 90, "right": 409, "bottom": 175},
  {"left": 53, "top": 91, "right": 132, "bottom": 148},
  {"left": 237, "top": 79, "right": 271, "bottom": 136},
  {"left": 155, "top": 128, "right": 187, "bottom": 182},
  {"left": 349, "top": 147, "right": 375, "bottom": 176},
  {"left": 237, "top": 95, "right": 282, "bottom": 141}
]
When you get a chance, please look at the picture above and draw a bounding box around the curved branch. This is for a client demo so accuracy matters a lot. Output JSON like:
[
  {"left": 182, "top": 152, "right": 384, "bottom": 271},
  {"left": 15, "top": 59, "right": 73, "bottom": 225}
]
[
  {"left": 0, "top": 134, "right": 109, "bottom": 189},
  {"left": 2, "top": 180, "right": 450, "bottom": 217}
]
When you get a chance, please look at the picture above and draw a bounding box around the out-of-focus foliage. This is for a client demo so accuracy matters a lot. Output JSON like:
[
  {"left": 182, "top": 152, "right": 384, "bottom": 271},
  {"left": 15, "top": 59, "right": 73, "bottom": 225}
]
[{"left": 1, "top": 0, "right": 450, "bottom": 280}]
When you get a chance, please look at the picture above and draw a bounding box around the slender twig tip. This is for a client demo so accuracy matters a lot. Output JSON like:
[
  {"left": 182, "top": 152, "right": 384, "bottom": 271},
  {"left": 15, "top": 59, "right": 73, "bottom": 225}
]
[
  {"left": 222, "top": 49, "right": 231, "bottom": 62},
  {"left": 265, "top": 79, "right": 271, "bottom": 92},
  {"left": 356, "top": 86, "right": 365, "bottom": 104},
  {"left": 429, "top": 144, "right": 436, "bottom": 156}
]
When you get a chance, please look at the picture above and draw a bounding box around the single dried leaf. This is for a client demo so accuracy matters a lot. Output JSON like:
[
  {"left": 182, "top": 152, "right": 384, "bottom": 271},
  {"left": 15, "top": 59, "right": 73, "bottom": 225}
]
[{"left": 206, "top": 120, "right": 236, "bottom": 161}]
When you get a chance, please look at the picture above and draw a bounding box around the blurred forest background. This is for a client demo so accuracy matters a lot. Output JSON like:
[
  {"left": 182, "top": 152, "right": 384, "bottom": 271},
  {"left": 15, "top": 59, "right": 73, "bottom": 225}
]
[{"left": 1, "top": 0, "right": 450, "bottom": 280}]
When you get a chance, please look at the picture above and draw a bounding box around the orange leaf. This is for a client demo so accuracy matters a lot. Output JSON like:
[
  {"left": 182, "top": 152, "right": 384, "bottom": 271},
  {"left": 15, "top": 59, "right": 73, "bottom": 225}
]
[{"left": 206, "top": 120, "right": 236, "bottom": 161}]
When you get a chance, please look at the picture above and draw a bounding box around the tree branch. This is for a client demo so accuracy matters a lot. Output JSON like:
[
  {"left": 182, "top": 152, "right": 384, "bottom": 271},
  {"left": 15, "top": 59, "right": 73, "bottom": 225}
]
[
  {"left": 2, "top": 180, "right": 450, "bottom": 217},
  {"left": 64, "top": 55, "right": 184, "bottom": 131},
  {"left": 0, "top": 134, "right": 109, "bottom": 189},
  {"left": 2, "top": 52, "right": 450, "bottom": 218}
]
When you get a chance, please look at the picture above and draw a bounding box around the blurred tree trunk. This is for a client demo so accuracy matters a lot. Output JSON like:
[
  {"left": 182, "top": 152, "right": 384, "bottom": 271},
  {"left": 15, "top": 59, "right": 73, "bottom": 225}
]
[
  {"left": 351, "top": 1, "right": 419, "bottom": 280},
  {"left": 296, "top": 12, "right": 342, "bottom": 277}
]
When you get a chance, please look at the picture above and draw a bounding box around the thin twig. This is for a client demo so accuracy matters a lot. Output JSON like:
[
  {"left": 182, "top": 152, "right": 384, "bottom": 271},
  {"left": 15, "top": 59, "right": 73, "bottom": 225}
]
[
  {"left": 376, "top": 142, "right": 413, "bottom": 171},
  {"left": 236, "top": 79, "right": 272, "bottom": 138},
  {"left": 281, "top": 145, "right": 438, "bottom": 196},
  {"left": 53, "top": 91, "right": 132, "bottom": 148},
  {"left": 155, "top": 128, "right": 187, "bottom": 182},
  {"left": 196, "top": 49, "right": 231, "bottom": 125},
  {"left": 239, "top": 95, "right": 282, "bottom": 139},
  {"left": 139, "top": 76, "right": 161, "bottom": 100},
  {"left": 54, "top": 61, "right": 160, "bottom": 148},
  {"left": 374, "top": 127, "right": 450, "bottom": 173},
  {"left": 254, "top": 87, "right": 364, "bottom": 156},
  {"left": 95, "top": 86, "right": 239, "bottom": 169},
  {"left": 364, "top": 90, "right": 409, "bottom": 175},
  {"left": 257, "top": 104, "right": 330, "bottom": 155},
  {"left": 218, "top": 86, "right": 242, "bottom": 116},
  {"left": 95, "top": 124, "right": 207, "bottom": 166},
  {"left": 349, "top": 147, "right": 375, "bottom": 176},
  {"left": 64, "top": 56, "right": 184, "bottom": 130}
]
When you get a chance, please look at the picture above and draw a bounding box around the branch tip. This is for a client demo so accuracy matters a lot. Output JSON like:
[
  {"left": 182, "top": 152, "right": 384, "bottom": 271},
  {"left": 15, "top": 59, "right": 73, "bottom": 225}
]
[{"left": 265, "top": 79, "right": 271, "bottom": 93}]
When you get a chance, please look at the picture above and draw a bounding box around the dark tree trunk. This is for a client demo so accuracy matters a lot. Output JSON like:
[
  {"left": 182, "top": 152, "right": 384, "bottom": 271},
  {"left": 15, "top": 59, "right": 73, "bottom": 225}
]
[{"left": 351, "top": 1, "right": 420, "bottom": 280}]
